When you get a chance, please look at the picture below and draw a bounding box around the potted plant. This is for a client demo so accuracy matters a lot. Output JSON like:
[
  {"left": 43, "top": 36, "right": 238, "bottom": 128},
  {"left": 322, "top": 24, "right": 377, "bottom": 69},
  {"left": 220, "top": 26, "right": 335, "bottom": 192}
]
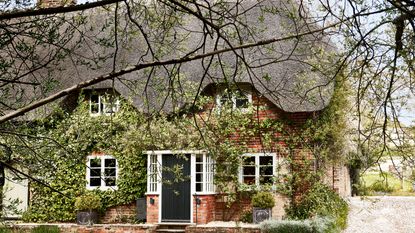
[
  {"left": 75, "top": 192, "right": 102, "bottom": 225},
  {"left": 251, "top": 191, "right": 275, "bottom": 224}
]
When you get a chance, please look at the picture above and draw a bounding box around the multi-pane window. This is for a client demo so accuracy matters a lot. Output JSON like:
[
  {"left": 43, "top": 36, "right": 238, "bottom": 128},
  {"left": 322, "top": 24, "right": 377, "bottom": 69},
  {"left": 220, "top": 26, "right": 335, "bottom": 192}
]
[
  {"left": 195, "top": 154, "right": 215, "bottom": 193},
  {"left": 217, "top": 89, "right": 252, "bottom": 110},
  {"left": 241, "top": 153, "right": 274, "bottom": 186},
  {"left": 90, "top": 94, "right": 120, "bottom": 115},
  {"left": 148, "top": 154, "right": 159, "bottom": 193},
  {"left": 87, "top": 156, "right": 117, "bottom": 190}
]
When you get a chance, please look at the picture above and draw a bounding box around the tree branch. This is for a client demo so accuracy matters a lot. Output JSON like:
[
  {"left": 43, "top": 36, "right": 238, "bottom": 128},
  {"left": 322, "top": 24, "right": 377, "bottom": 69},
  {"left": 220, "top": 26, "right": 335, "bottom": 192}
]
[{"left": 0, "top": 0, "right": 123, "bottom": 20}]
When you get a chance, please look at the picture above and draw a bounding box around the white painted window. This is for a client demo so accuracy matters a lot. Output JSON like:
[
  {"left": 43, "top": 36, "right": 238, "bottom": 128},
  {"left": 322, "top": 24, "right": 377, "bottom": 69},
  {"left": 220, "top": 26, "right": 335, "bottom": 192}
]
[
  {"left": 90, "top": 93, "right": 120, "bottom": 116},
  {"left": 195, "top": 154, "right": 215, "bottom": 193},
  {"left": 86, "top": 155, "right": 118, "bottom": 190},
  {"left": 240, "top": 153, "right": 275, "bottom": 186},
  {"left": 148, "top": 154, "right": 159, "bottom": 193},
  {"left": 216, "top": 89, "right": 252, "bottom": 110}
]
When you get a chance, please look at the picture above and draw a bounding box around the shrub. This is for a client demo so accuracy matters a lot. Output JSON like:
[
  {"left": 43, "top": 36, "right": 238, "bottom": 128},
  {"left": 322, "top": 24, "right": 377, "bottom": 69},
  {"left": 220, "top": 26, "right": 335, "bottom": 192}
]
[
  {"left": 239, "top": 210, "right": 253, "bottom": 223},
  {"left": 260, "top": 217, "right": 337, "bottom": 233},
  {"left": 285, "top": 183, "right": 349, "bottom": 230},
  {"left": 261, "top": 219, "right": 313, "bottom": 233},
  {"left": 251, "top": 192, "right": 275, "bottom": 209},
  {"left": 369, "top": 181, "right": 394, "bottom": 193},
  {"left": 31, "top": 225, "right": 60, "bottom": 233},
  {"left": 74, "top": 193, "right": 102, "bottom": 211},
  {"left": 0, "top": 228, "right": 12, "bottom": 233}
]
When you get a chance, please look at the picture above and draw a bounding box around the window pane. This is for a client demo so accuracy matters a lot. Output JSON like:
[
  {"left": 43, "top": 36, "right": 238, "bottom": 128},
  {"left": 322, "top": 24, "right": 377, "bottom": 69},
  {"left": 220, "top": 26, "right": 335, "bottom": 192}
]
[
  {"left": 235, "top": 97, "right": 248, "bottom": 108},
  {"left": 196, "top": 164, "right": 202, "bottom": 172},
  {"left": 196, "top": 173, "right": 202, "bottom": 182},
  {"left": 196, "top": 183, "right": 202, "bottom": 192},
  {"left": 260, "top": 166, "right": 273, "bottom": 176},
  {"left": 105, "top": 168, "right": 116, "bottom": 176},
  {"left": 196, "top": 155, "right": 202, "bottom": 163},
  {"left": 243, "top": 157, "right": 255, "bottom": 165},
  {"left": 91, "top": 94, "right": 99, "bottom": 103},
  {"left": 90, "top": 158, "right": 101, "bottom": 167},
  {"left": 105, "top": 177, "right": 116, "bottom": 186},
  {"left": 105, "top": 159, "right": 116, "bottom": 167},
  {"left": 91, "top": 104, "right": 99, "bottom": 113},
  {"left": 91, "top": 168, "right": 101, "bottom": 176},
  {"left": 259, "top": 176, "right": 273, "bottom": 185},
  {"left": 220, "top": 93, "right": 232, "bottom": 106},
  {"left": 260, "top": 156, "right": 273, "bottom": 166},
  {"left": 90, "top": 178, "right": 101, "bottom": 187},
  {"left": 243, "top": 176, "right": 255, "bottom": 185},
  {"left": 243, "top": 166, "right": 255, "bottom": 175}
]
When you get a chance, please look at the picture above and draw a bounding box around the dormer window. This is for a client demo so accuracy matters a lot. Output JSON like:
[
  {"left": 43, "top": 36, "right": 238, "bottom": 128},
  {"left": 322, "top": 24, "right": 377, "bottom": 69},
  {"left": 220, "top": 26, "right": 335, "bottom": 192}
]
[
  {"left": 89, "top": 93, "right": 120, "bottom": 116},
  {"left": 216, "top": 89, "right": 252, "bottom": 110}
]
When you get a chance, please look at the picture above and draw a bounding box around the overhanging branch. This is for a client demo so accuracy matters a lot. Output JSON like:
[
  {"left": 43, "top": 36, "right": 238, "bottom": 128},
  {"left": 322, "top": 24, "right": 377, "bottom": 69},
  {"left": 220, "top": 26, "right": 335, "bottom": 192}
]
[{"left": 0, "top": 0, "right": 123, "bottom": 20}]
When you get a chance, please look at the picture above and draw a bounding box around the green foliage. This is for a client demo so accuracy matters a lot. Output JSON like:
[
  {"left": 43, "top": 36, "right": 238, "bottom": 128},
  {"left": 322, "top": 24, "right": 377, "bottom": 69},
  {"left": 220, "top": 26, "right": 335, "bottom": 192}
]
[
  {"left": 285, "top": 183, "right": 348, "bottom": 230},
  {"left": 0, "top": 228, "right": 12, "bottom": 233},
  {"left": 239, "top": 210, "right": 253, "bottom": 223},
  {"left": 17, "top": 76, "right": 349, "bottom": 223},
  {"left": 31, "top": 226, "right": 60, "bottom": 233},
  {"left": 22, "top": 100, "right": 147, "bottom": 222},
  {"left": 260, "top": 216, "right": 338, "bottom": 233},
  {"left": 74, "top": 193, "right": 102, "bottom": 211},
  {"left": 251, "top": 192, "right": 275, "bottom": 208},
  {"left": 369, "top": 181, "right": 395, "bottom": 193}
]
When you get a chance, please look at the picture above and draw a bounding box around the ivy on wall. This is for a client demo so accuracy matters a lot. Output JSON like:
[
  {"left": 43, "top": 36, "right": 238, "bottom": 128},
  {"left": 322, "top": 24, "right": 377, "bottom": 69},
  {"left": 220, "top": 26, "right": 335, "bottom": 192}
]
[{"left": 16, "top": 78, "right": 349, "bottom": 222}]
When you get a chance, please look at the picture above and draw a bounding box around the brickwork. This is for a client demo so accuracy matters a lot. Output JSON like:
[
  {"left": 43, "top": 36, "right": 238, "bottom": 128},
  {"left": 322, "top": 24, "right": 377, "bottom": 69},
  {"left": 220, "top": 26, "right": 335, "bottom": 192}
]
[
  {"left": 11, "top": 224, "right": 156, "bottom": 233},
  {"left": 324, "top": 164, "right": 351, "bottom": 197},
  {"left": 141, "top": 86, "right": 350, "bottom": 224},
  {"left": 186, "top": 226, "right": 260, "bottom": 233},
  {"left": 193, "top": 195, "right": 215, "bottom": 224},
  {"left": 11, "top": 224, "right": 259, "bottom": 233},
  {"left": 214, "top": 194, "right": 251, "bottom": 221},
  {"left": 146, "top": 194, "right": 159, "bottom": 223},
  {"left": 101, "top": 203, "right": 136, "bottom": 223}
]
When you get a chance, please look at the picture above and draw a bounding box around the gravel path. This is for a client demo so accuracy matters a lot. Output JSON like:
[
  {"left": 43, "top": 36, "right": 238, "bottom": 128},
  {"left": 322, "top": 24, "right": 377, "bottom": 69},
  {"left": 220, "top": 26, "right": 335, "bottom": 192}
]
[{"left": 344, "top": 196, "right": 415, "bottom": 233}]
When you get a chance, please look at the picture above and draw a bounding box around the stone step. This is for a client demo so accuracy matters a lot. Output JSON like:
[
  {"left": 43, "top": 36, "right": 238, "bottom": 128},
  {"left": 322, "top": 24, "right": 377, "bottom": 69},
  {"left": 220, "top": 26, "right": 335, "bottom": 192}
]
[{"left": 156, "top": 229, "right": 186, "bottom": 233}]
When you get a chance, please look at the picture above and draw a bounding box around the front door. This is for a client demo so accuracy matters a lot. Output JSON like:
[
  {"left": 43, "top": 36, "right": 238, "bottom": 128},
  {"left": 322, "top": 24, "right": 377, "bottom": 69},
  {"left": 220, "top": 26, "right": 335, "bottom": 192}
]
[{"left": 161, "top": 154, "right": 191, "bottom": 222}]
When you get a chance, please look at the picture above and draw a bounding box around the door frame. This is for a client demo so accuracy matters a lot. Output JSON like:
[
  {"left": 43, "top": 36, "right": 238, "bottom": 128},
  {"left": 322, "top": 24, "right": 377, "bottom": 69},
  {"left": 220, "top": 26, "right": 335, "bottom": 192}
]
[{"left": 146, "top": 150, "right": 207, "bottom": 223}]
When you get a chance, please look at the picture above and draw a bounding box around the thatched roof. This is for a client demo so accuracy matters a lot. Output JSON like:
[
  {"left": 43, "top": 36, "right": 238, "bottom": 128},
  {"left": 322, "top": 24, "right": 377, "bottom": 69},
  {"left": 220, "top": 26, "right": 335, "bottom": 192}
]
[{"left": 1, "top": 0, "right": 336, "bottom": 118}]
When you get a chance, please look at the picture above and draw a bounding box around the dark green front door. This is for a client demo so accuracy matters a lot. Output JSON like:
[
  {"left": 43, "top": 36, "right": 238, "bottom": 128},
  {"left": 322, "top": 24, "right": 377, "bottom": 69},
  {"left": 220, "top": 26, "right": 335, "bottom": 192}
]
[{"left": 161, "top": 154, "right": 191, "bottom": 222}]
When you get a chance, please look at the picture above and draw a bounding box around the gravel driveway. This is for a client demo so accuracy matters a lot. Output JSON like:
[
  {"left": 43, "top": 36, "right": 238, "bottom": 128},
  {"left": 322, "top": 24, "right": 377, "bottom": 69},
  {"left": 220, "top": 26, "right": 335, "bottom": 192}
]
[{"left": 344, "top": 196, "right": 415, "bottom": 233}]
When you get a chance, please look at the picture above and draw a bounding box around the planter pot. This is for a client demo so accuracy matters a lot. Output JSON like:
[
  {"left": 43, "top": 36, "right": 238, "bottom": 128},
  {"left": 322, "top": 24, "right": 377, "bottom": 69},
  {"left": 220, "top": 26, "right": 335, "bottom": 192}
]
[
  {"left": 76, "top": 211, "right": 98, "bottom": 225},
  {"left": 252, "top": 207, "right": 272, "bottom": 224}
]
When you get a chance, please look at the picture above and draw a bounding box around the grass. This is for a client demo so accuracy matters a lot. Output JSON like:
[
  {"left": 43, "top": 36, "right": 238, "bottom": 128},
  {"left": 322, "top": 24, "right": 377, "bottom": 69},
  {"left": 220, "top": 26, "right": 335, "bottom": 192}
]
[{"left": 361, "top": 172, "right": 415, "bottom": 196}]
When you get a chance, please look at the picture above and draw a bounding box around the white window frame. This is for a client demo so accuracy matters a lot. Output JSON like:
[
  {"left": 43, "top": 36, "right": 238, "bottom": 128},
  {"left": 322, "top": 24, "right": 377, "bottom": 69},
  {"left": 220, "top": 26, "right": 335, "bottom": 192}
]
[
  {"left": 239, "top": 153, "right": 276, "bottom": 186},
  {"left": 193, "top": 153, "right": 215, "bottom": 194},
  {"left": 86, "top": 155, "right": 118, "bottom": 190},
  {"left": 147, "top": 153, "right": 161, "bottom": 194},
  {"left": 89, "top": 93, "right": 120, "bottom": 116},
  {"left": 215, "top": 89, "right": 252, "bottom": 111}
]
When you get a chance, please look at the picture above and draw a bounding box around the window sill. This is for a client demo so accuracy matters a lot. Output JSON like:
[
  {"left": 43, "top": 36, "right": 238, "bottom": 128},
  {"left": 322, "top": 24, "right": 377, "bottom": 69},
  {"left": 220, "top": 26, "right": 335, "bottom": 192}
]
[
  {"left": 193, "top": 192, "right": 216, "bottom": 195},
  {"left": 86, "top": 186, "right": 118, "bottom": 191}
]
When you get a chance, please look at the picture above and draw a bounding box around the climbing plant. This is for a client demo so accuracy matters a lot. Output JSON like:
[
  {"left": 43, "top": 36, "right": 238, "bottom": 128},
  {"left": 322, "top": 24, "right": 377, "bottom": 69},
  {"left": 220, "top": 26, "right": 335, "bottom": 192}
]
[{"left": 14, "top": 77, "right": 349, "bottom": 222}]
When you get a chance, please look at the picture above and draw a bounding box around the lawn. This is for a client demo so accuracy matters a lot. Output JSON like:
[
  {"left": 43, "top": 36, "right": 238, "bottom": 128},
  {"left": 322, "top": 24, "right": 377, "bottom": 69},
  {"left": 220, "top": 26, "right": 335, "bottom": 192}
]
[{"left": 360, "top": 172, "right": 415, "bottom": 196}]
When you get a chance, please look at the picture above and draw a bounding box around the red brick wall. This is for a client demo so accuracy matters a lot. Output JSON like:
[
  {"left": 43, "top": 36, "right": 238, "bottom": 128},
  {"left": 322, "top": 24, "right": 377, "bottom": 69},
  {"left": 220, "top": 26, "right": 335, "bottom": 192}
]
[
  {"left": 214, "top": 194, "right": 251, "bottom": 221},
  {"left": 10, "top": 224, "right": 156, "bottom": 233},
  {"left": 101, "top": 203, "right": 136, "bottom": 223},
  {"left": 200, "top": 89, "right": 317, "bottom": 153},
  {"left": 143, "top": 87, "right": 348, "bottom": 224},
  {"left": 146, "top": 194, "right": 159, "bottom": 224},
  {"left": 193, "top": 195, "right": 215, "bottom": 224},
  {"left": 186, "top": 226, "right": 260, "bottom": 233}
]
